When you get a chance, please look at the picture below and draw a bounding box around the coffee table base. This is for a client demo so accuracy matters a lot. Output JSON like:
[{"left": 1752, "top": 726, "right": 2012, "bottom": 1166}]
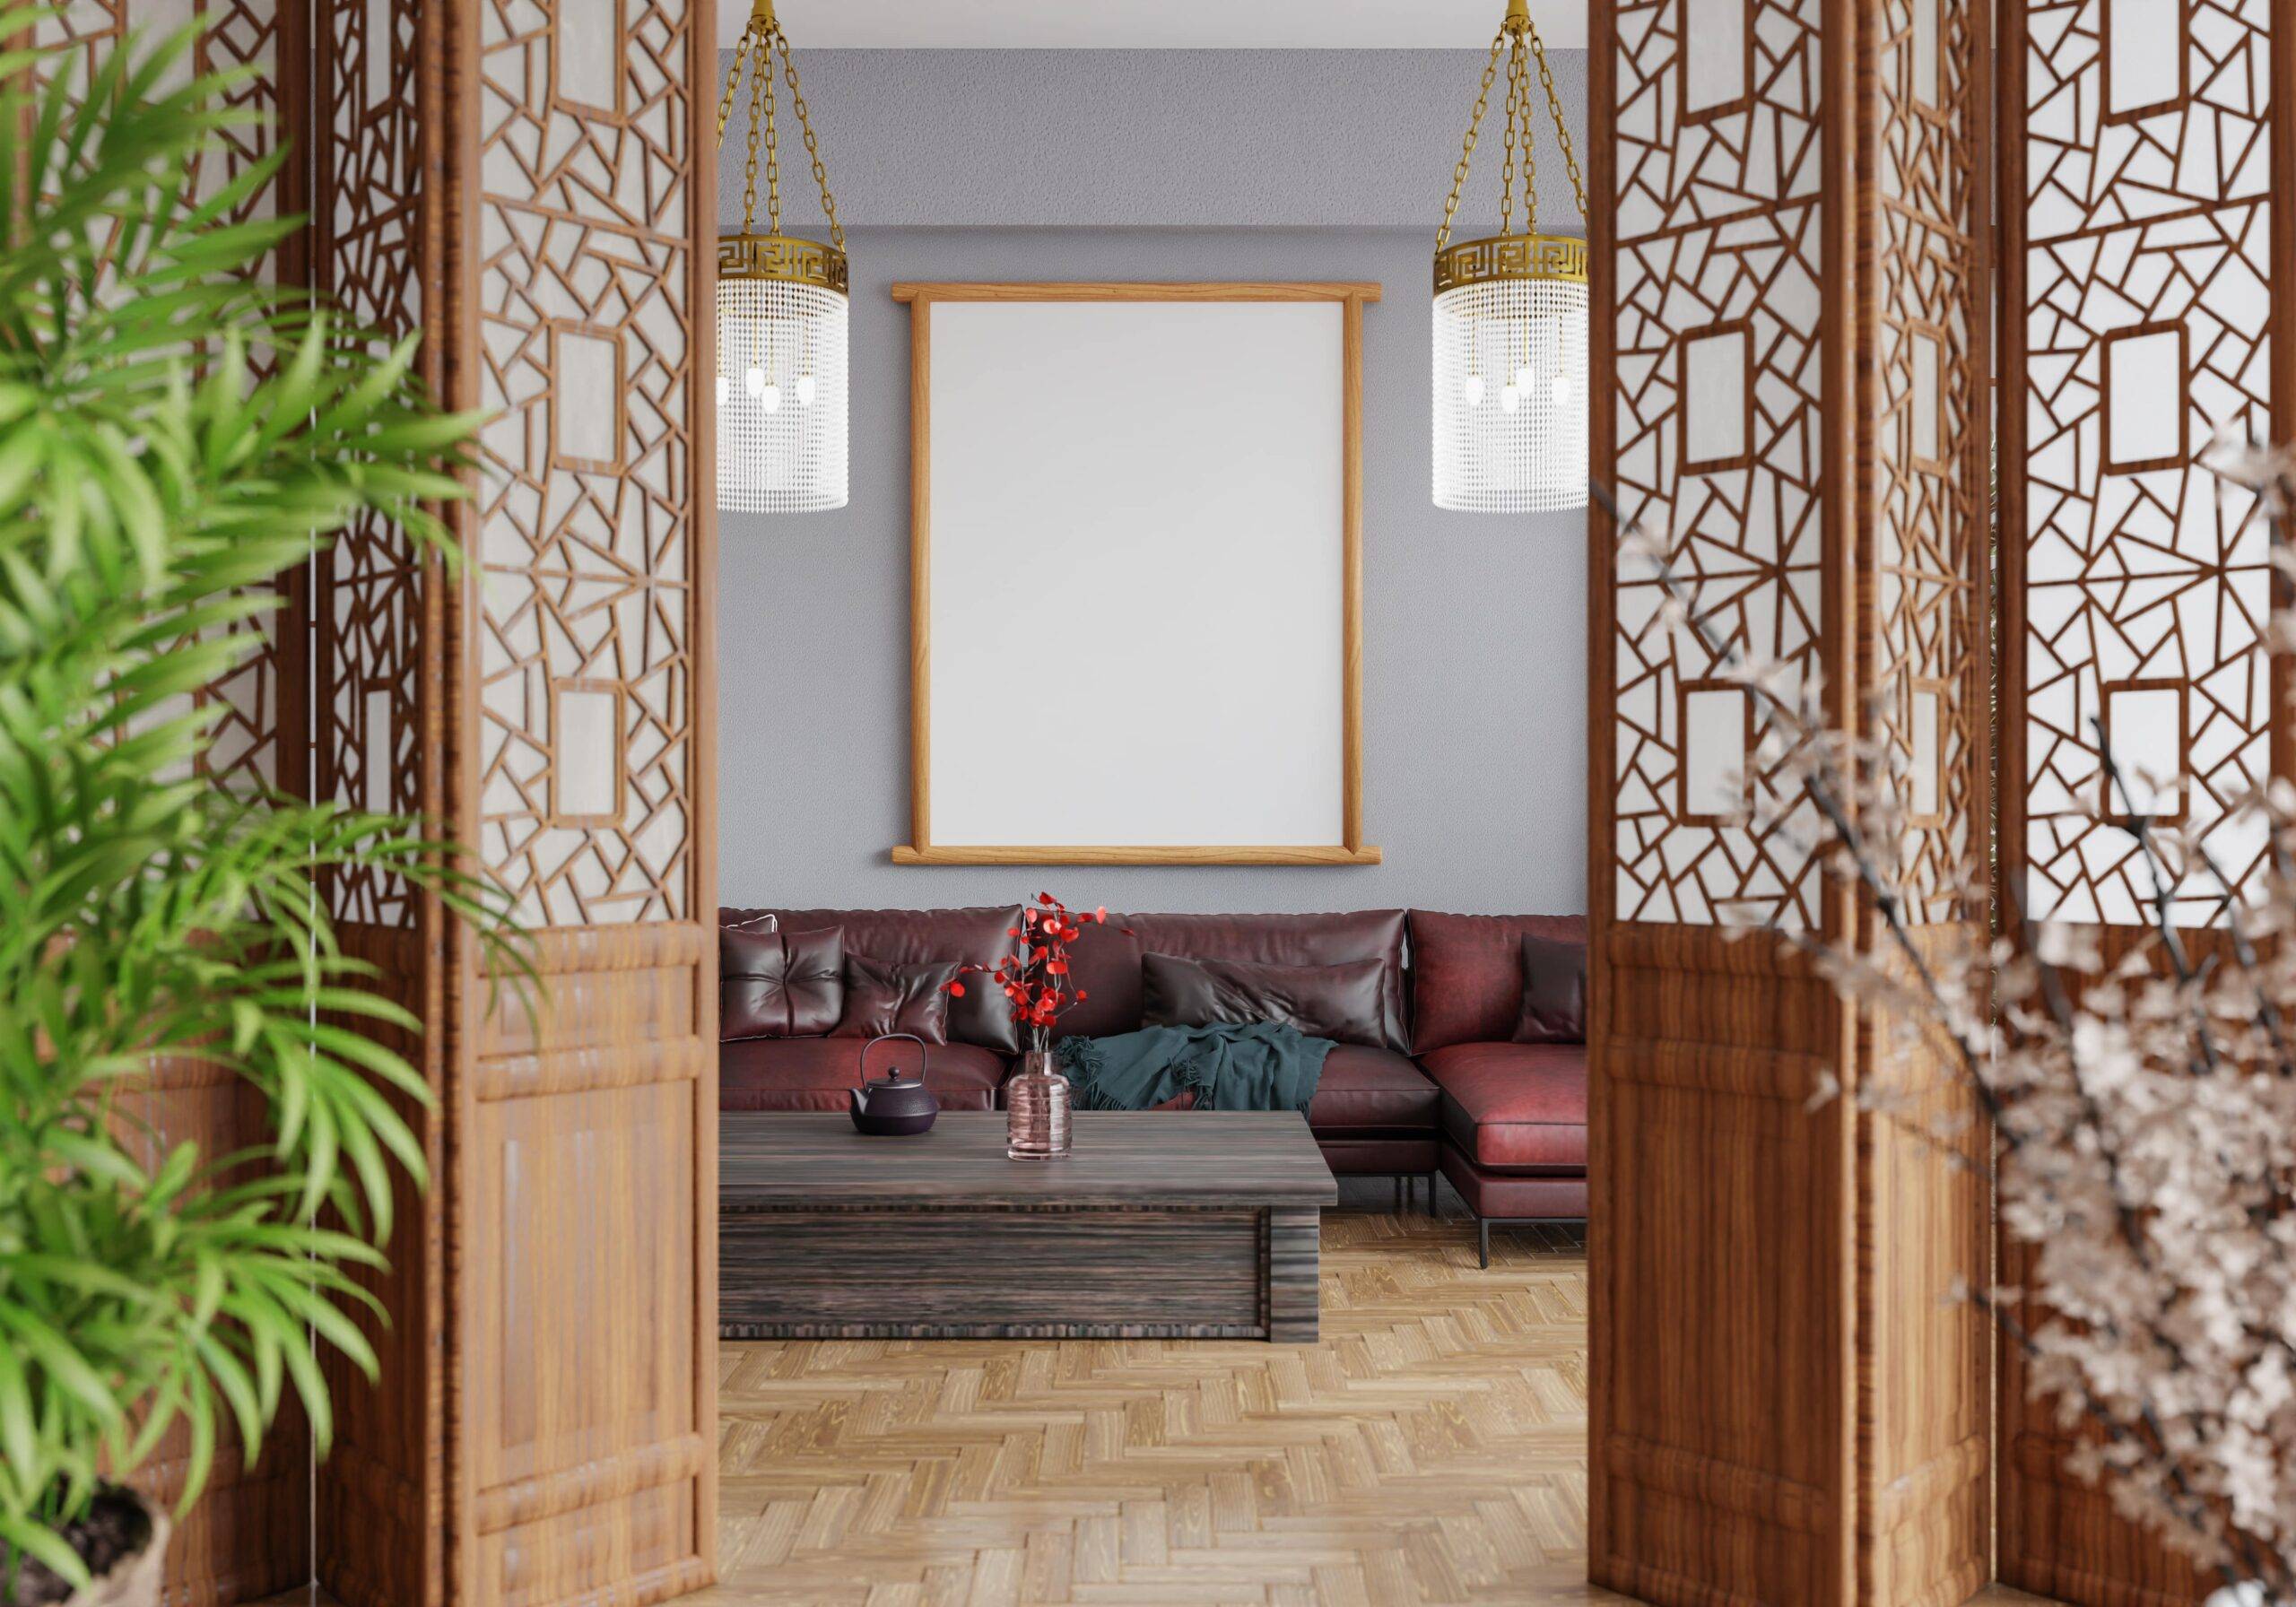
[{"left": 721, "top": 1203, "right": 1321, "bottom": 1342}]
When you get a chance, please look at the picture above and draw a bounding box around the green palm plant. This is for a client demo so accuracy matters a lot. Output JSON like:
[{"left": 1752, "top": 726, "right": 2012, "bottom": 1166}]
[{"left": 0, "top": 13, "right": 521, "bottom": 1596}]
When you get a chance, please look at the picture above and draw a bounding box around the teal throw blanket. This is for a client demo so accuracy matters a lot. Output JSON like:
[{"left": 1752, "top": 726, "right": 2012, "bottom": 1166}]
[{"left": 1054, "top": 1021, "right": 1332, "bottom": 1114}]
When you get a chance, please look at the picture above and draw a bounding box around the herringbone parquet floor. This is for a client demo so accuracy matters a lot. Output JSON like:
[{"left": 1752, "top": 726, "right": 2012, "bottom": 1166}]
[{"left": 696, "top": 1181, "right": 1619, "bottom": 1607}]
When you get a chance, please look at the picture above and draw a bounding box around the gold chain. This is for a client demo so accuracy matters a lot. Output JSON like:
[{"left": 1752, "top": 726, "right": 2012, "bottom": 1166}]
[
  {"left": 742, "top": 31, "right": 765, "bottom": 231},
  {"left": 714, "top": 41, "right": 747, "bottom": 149},
  {"left": 1530, "top": 25, "right": 1587, "bottom": 224},
  {"left": 1436, "top": 32, "right": 1505, "bottom": 253},
  {"left": 761, "top": 29, "right": 782, "bottom": 233},
  {"left": 1498, "top": 36, "right": 1518, "bottom": 235},
  {"left": 716, "top": 15, "right": 846, "bottom": 248},
  {"left": 1518, "top": 31, "right": 1538, "bottom": 233},
  {"left": 779, "top": 31, "right": 846, "bottom": 252}
]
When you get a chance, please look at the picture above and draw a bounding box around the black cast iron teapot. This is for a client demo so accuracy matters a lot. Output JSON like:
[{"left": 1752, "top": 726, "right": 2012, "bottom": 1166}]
[{"left": 848, "top": 1032, "right": 939, "bottom": 1136}]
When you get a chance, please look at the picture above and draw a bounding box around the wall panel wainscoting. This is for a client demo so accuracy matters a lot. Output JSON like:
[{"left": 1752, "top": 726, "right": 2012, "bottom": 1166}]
[
  {"left": 1997, "top": 0, "right": 2292, "bottom": 1603},
  {"left": 1587, "top": 1, "right": 1993, "bottom": 1604}
]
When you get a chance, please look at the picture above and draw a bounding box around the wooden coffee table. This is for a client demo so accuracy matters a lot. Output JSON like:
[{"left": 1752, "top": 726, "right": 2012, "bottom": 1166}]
[{"left": 719, "top": 1111, "right": 1338, "bottom": 1342}]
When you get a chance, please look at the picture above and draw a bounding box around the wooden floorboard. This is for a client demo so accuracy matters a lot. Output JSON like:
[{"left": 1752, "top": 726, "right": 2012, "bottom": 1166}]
[
  {"left": 260, "top": 1178, "right": 2058, "bottom": 1604},
  {"left": 696, "top": 1179, "right": 1610, "bottom": 1606}
]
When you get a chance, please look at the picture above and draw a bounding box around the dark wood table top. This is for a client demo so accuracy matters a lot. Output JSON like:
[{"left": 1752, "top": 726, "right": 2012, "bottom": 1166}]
[{"left": 720, "top": 1111, "right": 1338, "bottom": 1211}]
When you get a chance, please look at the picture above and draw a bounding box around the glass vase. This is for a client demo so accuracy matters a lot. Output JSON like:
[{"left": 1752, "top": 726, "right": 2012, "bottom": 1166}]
[{"left": 1005, "top": 1045, "right": 1072, "bottom": 1160}]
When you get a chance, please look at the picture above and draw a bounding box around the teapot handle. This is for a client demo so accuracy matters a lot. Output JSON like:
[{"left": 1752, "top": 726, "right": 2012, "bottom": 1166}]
[{"left": 857, "top": 1031, "right": 928, "bottom": 1082}]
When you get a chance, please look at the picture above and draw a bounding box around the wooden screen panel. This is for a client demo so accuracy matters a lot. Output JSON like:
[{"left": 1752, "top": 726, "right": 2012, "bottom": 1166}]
[
  {"left": 1997, "top": 2, "right": 2291, "bottom": 1602},
  {"left": 24, "top": 6, "right": 315, "bottom": 1602},
  {"left": 447, "top": 0, "right": 719, "bottom": 1602},
  {"left": 309, "top": 0, "right": 452, "bottom": 1600},
  {"left": 1861, "top": 0, "right": 1993, "bottom": 1602},
  {"left": 1590, "top": 1, "right": 1991, "bottom": 1603}
]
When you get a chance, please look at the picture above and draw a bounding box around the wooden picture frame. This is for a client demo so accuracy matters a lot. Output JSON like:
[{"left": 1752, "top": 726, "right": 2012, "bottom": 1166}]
[{"left": 890, "top": 281, "right": 1381, "bottom": 866}]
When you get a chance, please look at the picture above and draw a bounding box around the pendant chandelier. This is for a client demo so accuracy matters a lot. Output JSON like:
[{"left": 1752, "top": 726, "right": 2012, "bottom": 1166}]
[
  {"left": 714, "top": 0, "right": 848, "bottom": 513},
  {"left": 1431, "top": 0, "right": 1589, "bottom": 513}
]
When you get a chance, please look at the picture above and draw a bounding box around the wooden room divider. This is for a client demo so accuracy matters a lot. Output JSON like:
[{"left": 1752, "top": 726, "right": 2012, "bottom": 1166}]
[
  {"left": 1996, "top": 3, "right": 2290, "bottom": 1603},
  {"left": 28, "top": 3, "right": 719, "bottom": 1603},
  {"left": 1587, "top": 2, "right": 1994, "bottom": 1603},
  {"left": 1591, "top": 0, "right": 2294, "bottom": 1603}
]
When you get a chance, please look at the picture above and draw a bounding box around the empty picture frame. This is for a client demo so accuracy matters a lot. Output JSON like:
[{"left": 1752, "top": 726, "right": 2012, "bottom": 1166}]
[{"left": 891, "top": 282, "right": 1382, "bottom": 865}]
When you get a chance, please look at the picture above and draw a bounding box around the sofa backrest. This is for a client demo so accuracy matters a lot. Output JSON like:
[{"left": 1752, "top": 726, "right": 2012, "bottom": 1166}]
[
  {"left": 1406, "top": 910, "right": 1588, "bottom": 1053},
  {"left": 720, "top": 905, "right": 1025, "bottom": 1053}
]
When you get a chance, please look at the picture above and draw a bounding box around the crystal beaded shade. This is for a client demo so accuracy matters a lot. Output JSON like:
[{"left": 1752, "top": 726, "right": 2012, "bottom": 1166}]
[
  {"left": 1430, "top": 0, "right": 1590, "bottom": 512},
  {"left": 717, "top": 273, "right": 848, "bottom": 512},
  {"left": 1432, "top": 267, "right": 1587, "bottom": 511},
  {"left": 716, "top": 0, "right": 850, "bottom": 514}
]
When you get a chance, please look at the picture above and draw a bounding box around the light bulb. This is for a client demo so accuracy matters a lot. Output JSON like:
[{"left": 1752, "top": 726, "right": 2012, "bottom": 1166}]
[
  {"left": 1514, "top": 364, "right": 1535, "bottom": 391},
  {"left": 1551, "top": 374, "right": 1569, "bottom": 405},
  {"left": 744, "top": 366, "right": 765, "bottom": 398},
  {"left": 761, "top": 384, "right": 782, "bottom": 414},
  {"left": 1500, "top": 385, "right": 1520, "bottom": 414},
  {"left": 715, "top": 375, "right": 729, "bottom": 405},
  {"left": 1462, "top": 373, "right": 1484, "bottom": 407},
  {"left": 796, "top": 374, "right": 816, "bottom": 407}
]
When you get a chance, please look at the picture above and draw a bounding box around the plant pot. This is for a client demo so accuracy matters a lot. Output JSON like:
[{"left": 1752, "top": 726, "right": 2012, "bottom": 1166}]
[{"left": 7, "top": 1487, "right": 169, "bottom": 1607}]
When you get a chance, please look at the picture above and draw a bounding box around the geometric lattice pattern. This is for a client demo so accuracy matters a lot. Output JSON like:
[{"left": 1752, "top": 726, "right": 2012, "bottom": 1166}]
[
  {"left": 477, "top": 0, "right": 695, "bottom": 925},
  {"left": 2018, "top": 0, "right": 2277, "bottom": 925},
  {"left": 1609, "top": 0, "right": 1828, "bottom": 927},
  {"left": 696, "top": 1200, "right": 1616, "bottom": 1607},
  {"left": 1876, "top": 0, "right": 1983, "bottom": 925},
  {"left": 38, "top": 0, "right": 293, "bottom": 801},
  {"left": 317, "top": 0, "right": 428, "bottom": 927}
]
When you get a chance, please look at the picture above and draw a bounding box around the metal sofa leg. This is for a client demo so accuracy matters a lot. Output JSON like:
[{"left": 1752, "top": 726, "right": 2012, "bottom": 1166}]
[
  {"left": 1478, "top": 1216, "right": 1491, "bottom": 1269},
  {"left": 1426, "top": 1171, "right": 1440, "bottom": 1218},
  {"left": 1393, "top": 1175, "right": 1405, "bottom": 1212}
]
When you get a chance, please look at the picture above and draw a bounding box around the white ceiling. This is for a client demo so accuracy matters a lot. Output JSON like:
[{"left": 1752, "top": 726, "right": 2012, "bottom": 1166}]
[{"left": 727, "top": 1, "right": 1587, "bottom": 51}]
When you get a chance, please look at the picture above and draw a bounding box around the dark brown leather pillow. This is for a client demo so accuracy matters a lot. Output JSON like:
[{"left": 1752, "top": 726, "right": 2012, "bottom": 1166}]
[
  {"left": 1514, "top": 934, "right": 1587, "bottom": 1045},
  {"left": 720, "top": 924, "right": 845, "bottom": 1041},
  {"left": 1141, "top": 951, "right": 1389, "bottom": 1049},
  {"left": 832, "top": 953, "right": 957, "bottom": 1044}
]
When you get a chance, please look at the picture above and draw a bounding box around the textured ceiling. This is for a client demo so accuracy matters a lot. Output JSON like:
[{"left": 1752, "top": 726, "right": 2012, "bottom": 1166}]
[{"left": 727, "top": 0, "right": 1587, "bottom": 51}]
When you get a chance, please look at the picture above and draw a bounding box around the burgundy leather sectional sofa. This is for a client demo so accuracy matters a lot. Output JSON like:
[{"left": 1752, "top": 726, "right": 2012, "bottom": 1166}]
[{"left": 718, "top": 905, "right": 1587, "bottom": 1265}]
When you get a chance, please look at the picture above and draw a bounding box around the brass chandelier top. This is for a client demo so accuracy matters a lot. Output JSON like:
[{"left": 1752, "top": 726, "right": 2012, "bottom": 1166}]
[
  {"left": 715, "top": 0, "right": 848, "bottom": 294},
  {"left": 1433, "top": 0, "right": 1588, "bottom": 295}
]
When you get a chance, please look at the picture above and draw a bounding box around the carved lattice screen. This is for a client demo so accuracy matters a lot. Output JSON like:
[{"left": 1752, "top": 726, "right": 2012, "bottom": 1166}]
[
  {"left": 2005, "top": 0, "right": 2279, "bottom": 931},
  {"left": 1589, "top": 2, "right": 1991, "bottom": 1603},
  {"left": 1996, "top": 1, "right": 2287, "bottom": 1601},
  {"left": 1605, "top": 0, "right": 1827, "bottom": 929}
]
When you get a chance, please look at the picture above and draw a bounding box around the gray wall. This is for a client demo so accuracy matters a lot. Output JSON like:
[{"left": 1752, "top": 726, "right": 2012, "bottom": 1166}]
[{"left": 716, "top": 53, "right": 1589, "bottom": 916}]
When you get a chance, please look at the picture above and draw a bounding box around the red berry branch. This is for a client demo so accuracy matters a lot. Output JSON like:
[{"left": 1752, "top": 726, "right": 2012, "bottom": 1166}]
[{"left": 945, "top": 892, "right": 1116, "bottom": 1049}]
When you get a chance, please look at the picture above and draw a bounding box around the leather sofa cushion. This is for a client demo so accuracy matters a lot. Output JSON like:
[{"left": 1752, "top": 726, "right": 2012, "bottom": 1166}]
[
  {"left": 1304, "top": 1044, "right": 1439, "bottom": 1134},
  {"left": 833, "top": 953, "right": 957, "bottom": 1043},
  {"left": 1055, "top": 917, "right": 1146, "bottom": 1039},
  {"left": 1408, "top": 910, "right": 1589, "bottom": 1054},
  {"left": 720, "top": 922, "right": 844, "bottom": 1040},
  {"left": 719, "top": 1036, "right": 1006, "bottom": 1113},
  {"left": 1514, "top": 934, "right": 1587, "bottom": 1044},
  {"left": 724, "top": 906, "right": 1025, "bottom": 1052},
  {"left": 1422, "top": 1042, "right": 1587, "bottom": 1174},
  {"left": 1126, "top": 910, "right": 1410, "bottom": 1052},
  {"left": 1142, "top": 951, "right": 1389, "bottom": 1048}
]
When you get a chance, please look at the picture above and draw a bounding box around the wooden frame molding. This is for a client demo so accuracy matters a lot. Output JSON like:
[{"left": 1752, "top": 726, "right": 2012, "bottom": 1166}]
[{"left": 889, "top": 281, "right": 1381, "bottom": 867}]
